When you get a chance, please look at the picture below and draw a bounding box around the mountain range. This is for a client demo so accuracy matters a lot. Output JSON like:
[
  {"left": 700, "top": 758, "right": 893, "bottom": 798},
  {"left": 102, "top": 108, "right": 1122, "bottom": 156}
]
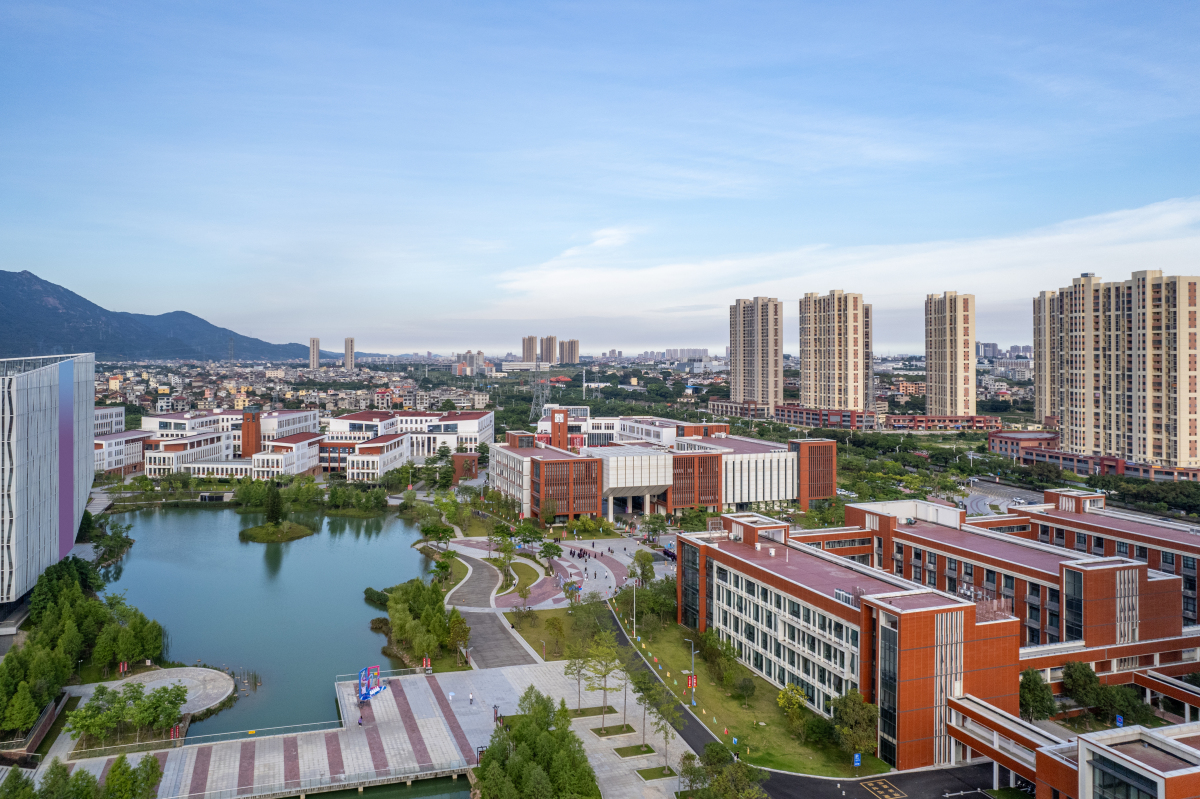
[{"left": 0, "top": 270, "right": 384, "bottom": 362}]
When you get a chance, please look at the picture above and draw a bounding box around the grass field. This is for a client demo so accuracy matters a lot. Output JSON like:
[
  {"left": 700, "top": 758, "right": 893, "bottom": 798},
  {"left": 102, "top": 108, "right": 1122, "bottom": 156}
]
[
  {"left": 637, "top": 766, "right": 676, "bottom": 781},
  {"left": 462, "top": 516, "right": 492, "bottom": 537},
  {"left": 493, "top": 560, "right": 540, "bottom": 595},
  {"left": 502, "top": 607, "right": 584, "bottom": 661},
  {"left": 622, "top": 616, "right": 890, "bottom": 777},
  {"left": 591, "top": 723, "right": 635, "bottom": 737},
  {"left": 615, "top": 743, "right": 655, "bottom": 758}
]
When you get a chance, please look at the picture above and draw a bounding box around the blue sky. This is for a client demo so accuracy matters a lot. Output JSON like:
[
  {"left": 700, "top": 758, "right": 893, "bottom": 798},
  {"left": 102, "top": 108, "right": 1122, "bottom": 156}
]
[{"left": 2, "top": 1, "right": 1199, "bottom": 355}]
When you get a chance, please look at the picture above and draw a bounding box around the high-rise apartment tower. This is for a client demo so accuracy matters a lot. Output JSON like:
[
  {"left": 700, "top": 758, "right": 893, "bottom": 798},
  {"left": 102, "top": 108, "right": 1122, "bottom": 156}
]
[
  {"left": 540, "top": 336, "right": 558, "bottom": 365},
  {"left": 797, "top": 291, "right": 873, "bottom": 411},
  {"left": 1034, "top": 270, "right": 1200, "bottom": 467},
  {"left": 925, "top": 292, "right": 976, "bottom": 416},
  {"left": 559, "top": 339, "right": 579, "bottom": 365},
  {"left": 344, "top": 338, "right": 355, "bottom": 371},
  {"left": 309, "top": 338, "right": 320, "bottom": 370},
  {"left": 729, "top": 297, "right": 783, "bottom": 413},
  {"left": 522, "top": 336, "right": 538, "bottom": 363}
]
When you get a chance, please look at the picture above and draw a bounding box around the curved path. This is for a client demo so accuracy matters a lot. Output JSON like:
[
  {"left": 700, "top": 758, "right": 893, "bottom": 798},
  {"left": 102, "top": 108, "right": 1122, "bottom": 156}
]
[{"left": 443, "top": 552, "right": 499, "bottom": 608}]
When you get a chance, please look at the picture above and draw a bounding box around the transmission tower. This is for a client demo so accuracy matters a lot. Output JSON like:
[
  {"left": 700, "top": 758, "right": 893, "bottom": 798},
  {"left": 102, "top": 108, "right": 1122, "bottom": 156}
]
[
  {"left": 227, "top": 336, "right": 235, "bottom": 362},
  {"left": 529, "top": 362, "right": 551, "bottom": 422}
]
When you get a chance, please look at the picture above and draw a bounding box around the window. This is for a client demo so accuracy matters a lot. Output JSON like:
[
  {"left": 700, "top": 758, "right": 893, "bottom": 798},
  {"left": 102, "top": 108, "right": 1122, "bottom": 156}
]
[
  {"left": 946, "top": 576, "right": 957, "bottom": 594},
  {"left": 913, "top": 548, "right": 923, "bottom": 562},
  {"left": 1028, "top": 604, "right": 1040, "bottom": 621},
  {"left": 833, "top": 622, "right": 844, "bottom": 641},
  {"left": 926, "top": 571, "right": 936, "bottom": 587},
  {"left": 1135, "top": 546, "right": 1148, "bottom": 561},
  {"left": 947, "top": 558, "right": 958, "bottom": 571},
  {"left": 927, "top": 551, "right": 936, "bottom": 565},
  {"left": 1003, "top": 575, "right": 1015, "bottom": 592},
  {"left": 849, "top": 630, "right": 859, "bottom": 649},
  {"left": 1164, "top": 552, "right": 1176, "bottom": 568},
  {"left": 912, "top": 566, "right": 923, "bottom": 583},
  {"left": 963, "top": 563, "right": 974, "bottom": 580},
  {"left": 1187, "top": 556, "right": 1197, "bottom": 570},
  {"left": 1117, "top": 541, "right": 1129, "bottom": 556},
  {"left": 985, "top": 569, "right": 996, "bottom": 587},
  {"left": 1048, "top": 588, "right": 1060, "bottom": 605},
  {"left": 789, "top": 600, "right": 802, "bottom": 619},
  {"left": 1048, "top": 611, "right": 1059, "bottom": 630},
  {"left": 894, "top": 542, "right": 904, "bottom": 555},
  {"left": 1064, "top": 569, "right": 1083, "bottom": 641},
  {"left": 744, "top": 579, "right": 756, "bottom": 595},
  {"left": 717, "top": 567, "right": 729, "bottom": 583},
  {"left": 760, "top": 587, "right": 769, "bottom": 602}
]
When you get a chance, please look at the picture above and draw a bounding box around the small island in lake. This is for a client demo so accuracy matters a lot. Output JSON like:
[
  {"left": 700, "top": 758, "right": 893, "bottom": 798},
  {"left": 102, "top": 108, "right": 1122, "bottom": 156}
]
[{"left": 239, "top": 521, "right": 315, "bottom": 543}]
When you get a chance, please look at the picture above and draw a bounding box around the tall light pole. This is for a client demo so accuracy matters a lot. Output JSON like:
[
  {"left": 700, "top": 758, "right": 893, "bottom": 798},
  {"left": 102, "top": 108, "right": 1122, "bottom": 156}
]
[{"left": 683, "top": 638, "right": 697, "bottom": 704}]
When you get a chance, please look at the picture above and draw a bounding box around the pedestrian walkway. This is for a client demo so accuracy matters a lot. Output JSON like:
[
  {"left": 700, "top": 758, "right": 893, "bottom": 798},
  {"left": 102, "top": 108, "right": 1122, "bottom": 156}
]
[
  {"left": 457, "top": 610, "right": 537, "bottom": 669},
  {"left": 47, "top": 662, "right": 686, "bottom": 799},
  {"left": 443, "top": 553, "right": 498, "bottom": 609}
]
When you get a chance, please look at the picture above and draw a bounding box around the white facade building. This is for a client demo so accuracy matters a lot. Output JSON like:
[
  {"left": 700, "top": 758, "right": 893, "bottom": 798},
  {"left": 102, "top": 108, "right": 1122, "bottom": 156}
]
[
  {"left": 94, "top": 430, "right": 154, "bottom": 476},
  {"left": 324, "top": 411, "right": 400, "bottom": 443},
  {"left": 250, "top": 433, "right": 323, "bottom": 480},
  {"left": 94, "top": 405, "right": 125, "bottom": 436},
  {"left": 578, "top": 442, "right": 672, "bottom": 522},
  {"left": 346, "top": 435, "right": 409, "bottom": 482},
  {"left": 143, "top": 431, "right": 236, "bottom": 476},
  {"left": 0, "top": 354, "right": 95, "bottom": 604},
  {"left": 673, "top": 435, "right": 797, "bottom": 509}
]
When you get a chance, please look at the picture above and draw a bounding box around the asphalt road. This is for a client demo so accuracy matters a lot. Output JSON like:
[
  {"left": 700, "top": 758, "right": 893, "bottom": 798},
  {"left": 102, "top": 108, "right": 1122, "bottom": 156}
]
[{"left": 604, "top": 607, "right": 996, "bottom": 799}]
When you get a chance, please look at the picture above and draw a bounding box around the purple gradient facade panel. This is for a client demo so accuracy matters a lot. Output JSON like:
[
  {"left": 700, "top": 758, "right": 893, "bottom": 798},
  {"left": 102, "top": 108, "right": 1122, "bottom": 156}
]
[{"left": 58, "top": 360, "right": 74, "bottom": 559}]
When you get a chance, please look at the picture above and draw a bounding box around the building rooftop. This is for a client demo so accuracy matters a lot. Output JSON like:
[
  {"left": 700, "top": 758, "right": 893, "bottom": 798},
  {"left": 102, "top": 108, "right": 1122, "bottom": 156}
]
[
  {"left": 1039, "top": 508, "right": 1200, "bottom": 551},
  {"left": 873, "top": 592, "right": 970, "bottom": 612},
  {"left": 681, "top": 435, "right": 788, "bottom": 454},
  {"left": 700, "top": 535, "right": 910, "bottom": 603},
  {"left": 269, "top": 432, "right": 324, "bottom": 445},
  {"left": 95, "top": 430, "right": 155, "bottom": 442},
  {"left": 1109, "top": 739, "right": 1199, "bottom": 772},
  {"left": 332, "top": 411, "right": 395, "bottom": 423},
  {"left": 357, "top": 434, "right": 407, "bottom": 447},
  {"left": 905, "top": 520, "right": 1070, "bottom": 576},
  {"left": 991, "top": 431, "right": 1058, "bottom": 440}
]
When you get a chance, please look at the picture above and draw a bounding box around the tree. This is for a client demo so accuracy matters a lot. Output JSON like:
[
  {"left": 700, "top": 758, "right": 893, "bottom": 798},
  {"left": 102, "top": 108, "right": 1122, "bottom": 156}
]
[
  {"left": 831, "top": 689, "right": 879, "bottom": 761},
  {"left": 38, "top": 758, "right": 73, "bottom": 799},
  {"left": 1062, "top": 661, "right": 1100, "bottom": 708},
  {"left": 68, "top": 768, "right": 100, "bottom": 799},
  {"left": 641, "top": 514, "right": 667, "bottom": 536},
  {"left": 563, "top": 640, "right": 589, "bottom": 712},
  {"left": 4, "top": 681, "right": 39, "bottom": 732},
  {"left": 438, "top": 399, "right": 458, "bottom": 412},
  {"left": 477, "top": 443, "right": 490, "bottom": 467},
  {"left": 736, "top": 677, "right": 756, "bottom": 708},
  {"left": 1020, "top": 668, "right": 1056, "bottom": 722},
  {"left": 585, "top": 631, "right": 622, "bottom": 732},
  {"left": 0, "top": 765, "right": 34, "bottom": 799},
  {"left": 708, "top": 759, "right": 769, "bottom": 799},
  {"left": 777, "top": 684, "right": 807, "bottom": 734},
  {"left": 648, "top": 683, "right": 682, "bottom": 774},
  {"left": 545, "top": 616, "right": 566, "bottom": 656},
  {"left": 539, "top": 497, "right": 558, "bottom": 526},
  {"left": 448, "top": 614, "right": 471, "bottom": 666},
  {"left": 264, "top": 481, "right": 284, "bottom": 525},
  {"left": 632, "top": 550, "right": 656, "bottom": 586}
]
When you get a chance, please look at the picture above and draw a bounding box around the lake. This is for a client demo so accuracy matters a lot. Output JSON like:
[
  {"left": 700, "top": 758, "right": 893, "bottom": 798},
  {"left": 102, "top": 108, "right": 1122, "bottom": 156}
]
[{"left": 106, "top": 507, "right": 433, "bottom": 736}]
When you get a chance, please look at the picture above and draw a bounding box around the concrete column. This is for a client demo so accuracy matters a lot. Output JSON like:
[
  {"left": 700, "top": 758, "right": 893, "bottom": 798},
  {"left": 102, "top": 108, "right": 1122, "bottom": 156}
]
[
  {"left": 993, "top": 762, "right": 1000, "bottom": 791},
  {"left": 644, "top": 493, "right": 651, "bottom": 515},
  {"left": 607, "top": 497, "right": 614, "bottom": 523},
  {"left": 1009, "top": 768, "right": 1015, "bottom": 788}
]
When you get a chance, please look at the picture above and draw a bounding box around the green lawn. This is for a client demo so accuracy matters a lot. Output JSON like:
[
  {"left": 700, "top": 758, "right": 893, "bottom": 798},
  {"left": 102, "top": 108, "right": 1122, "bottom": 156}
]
[
  {"left": 637, "top": 766, "right": 676, "bottom": 781},
  {"left": 1058, "top": 712, "right": 1170, "bottom": 734},
  {"left": 492, "top": 559, "right": 540, "bottom": 595},
  {"left": 591, "top": 723, "right": 636, "bottom": 737},
  {"left": 622, "top": 616, "right": 890, "bottom": 777},
  {"left": 462, "top": 516, "right": 492, "bottom": 537},
  {"left": 502, "top": 607, "right": 585, "bottom": 661},
  {"left": 615, "top": 743, "right": 655, "bottom": 758}
]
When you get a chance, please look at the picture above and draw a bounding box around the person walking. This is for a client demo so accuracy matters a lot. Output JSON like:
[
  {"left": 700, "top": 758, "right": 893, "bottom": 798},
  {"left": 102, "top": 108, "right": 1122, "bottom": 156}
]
[{"left": 470, "top": 693, "right": 474, "bottom": 705}]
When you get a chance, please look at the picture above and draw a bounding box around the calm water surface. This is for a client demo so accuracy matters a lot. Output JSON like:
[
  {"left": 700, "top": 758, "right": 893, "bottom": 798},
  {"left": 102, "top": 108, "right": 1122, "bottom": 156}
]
[{"left": 107, "top": 507, "right": 432, "bottom": 736}]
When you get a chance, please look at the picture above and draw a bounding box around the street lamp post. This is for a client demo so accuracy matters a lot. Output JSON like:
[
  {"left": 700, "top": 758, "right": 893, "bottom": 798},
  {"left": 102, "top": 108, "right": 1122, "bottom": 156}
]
[
  {"left": 683, "top": 638, "right": 697, "bottom": 704},
  {"left": 540, "top": 640, "right": 546, "bottom": 660}
]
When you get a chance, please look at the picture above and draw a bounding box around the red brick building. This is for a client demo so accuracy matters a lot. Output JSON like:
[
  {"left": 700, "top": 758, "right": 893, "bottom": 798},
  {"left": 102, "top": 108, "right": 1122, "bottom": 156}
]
[
  {"left": 987, "top": 429, "right": 1060, "bottom": 460},
  {"left": 774, "top": 405, "right": 877, "bottom": 430},
  {"left": 790, "top": 438, "right": 837, "bottom": 510},
  {"left": 491, "top": 431, "right": 603, "bottom": 522},
  {"left": 885, "top": 414, "right": 1001, "bottom": 431}
]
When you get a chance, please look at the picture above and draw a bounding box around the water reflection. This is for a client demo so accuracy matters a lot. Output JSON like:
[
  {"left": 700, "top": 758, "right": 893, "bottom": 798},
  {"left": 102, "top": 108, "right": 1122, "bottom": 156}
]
[{"left": 108, "top": 507, "right": 428, "bottom": 736}]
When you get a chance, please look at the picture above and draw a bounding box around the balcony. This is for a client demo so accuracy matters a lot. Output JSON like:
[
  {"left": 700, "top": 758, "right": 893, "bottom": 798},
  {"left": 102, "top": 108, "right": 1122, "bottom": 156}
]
[{"left": 1026, "top": 593, "right": 1041, "bottom": 605}]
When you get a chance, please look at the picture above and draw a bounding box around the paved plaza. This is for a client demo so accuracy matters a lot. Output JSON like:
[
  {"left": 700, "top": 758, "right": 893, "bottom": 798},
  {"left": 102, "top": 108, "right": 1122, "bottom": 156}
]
[{"left": 44, "top": 662, "right": 689, "bottom": 799}]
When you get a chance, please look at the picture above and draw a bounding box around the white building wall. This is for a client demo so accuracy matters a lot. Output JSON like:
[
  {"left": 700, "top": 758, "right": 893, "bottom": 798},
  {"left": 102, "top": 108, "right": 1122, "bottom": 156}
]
[
  {"left": 721, "top": 450, "right": 798, "bottom": 507},
  {"left": 94, "top": 406, "right": 125, "bottom": 436},
  {"left": 0, "top": 354, "right": 95, "bottom": 603}
]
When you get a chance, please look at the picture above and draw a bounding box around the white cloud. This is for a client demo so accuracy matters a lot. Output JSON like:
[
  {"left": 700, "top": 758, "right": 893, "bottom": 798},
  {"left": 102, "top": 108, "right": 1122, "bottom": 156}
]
[{"left": 485, "top": 197, "right": 1200, "bottom": 352}]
